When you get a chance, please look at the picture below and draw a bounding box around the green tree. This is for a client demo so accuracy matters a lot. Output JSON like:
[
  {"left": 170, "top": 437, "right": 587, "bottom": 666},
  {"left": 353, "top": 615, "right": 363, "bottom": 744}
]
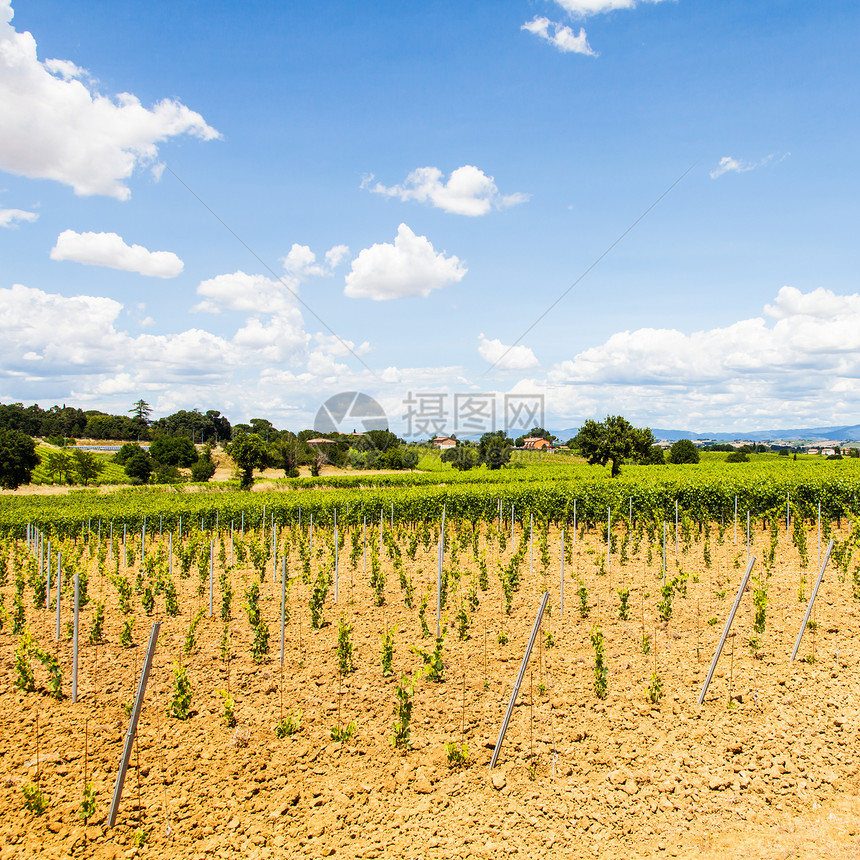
[
  {"left": 72, "top": 450, "right": 105, "bottom": 486},
  {"left": 478, "top": 431, "right": 512, "bottom": 470},
  {"left": 150, "top": 408, "right": 231, "bottom": 444},
  {"left": 514, "top": 427, "right": 555, "bottom": 447},
  {"left": 227, "top": 432, "right": 268, "bottom": 489},
  {"left": 667, "top": 438, "right": 700, "bottom": 465},
  {"left": 45, "top": 450, "right": 75, "bottom": 484},
  {"left": 272, "top": 432, "right": 301, "bottom": 477},
  {"left": 114, "top": 443, "right": 146, "bottom": 466},
  {"left": 441, "top": 446, "right": 477, "bottom": 471},
  {"left": 190, "top": 445, "right": 216, "bottom": 481},
  {"left": 149, "top": 435, "right": 198, "bottom": 467},
  {"left": 0, "top": 428, "right": 40, "bottom": 490},
  {"left": 249, "top": 418, "right": 276, "bottom": 441},
  {"left": 129, "top": 400, "right": 152, "bottom": 423},
  {"left": 640, "top": 444, "right": 665, "bottom": 465},
  {"left": 573, "top": 416, "right": 654, "bottom": 478},
  {"left": 84, "top": 412, "right": 147, "bottom": 441},
  {"left": 124, "top": 449, "right": 153, "bottom": 483}
]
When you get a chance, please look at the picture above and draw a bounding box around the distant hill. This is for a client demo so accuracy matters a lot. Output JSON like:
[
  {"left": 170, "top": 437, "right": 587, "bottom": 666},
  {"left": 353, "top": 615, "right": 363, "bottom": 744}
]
[{"left": 553, "top": 424, "right": 860, "bottom": 443}]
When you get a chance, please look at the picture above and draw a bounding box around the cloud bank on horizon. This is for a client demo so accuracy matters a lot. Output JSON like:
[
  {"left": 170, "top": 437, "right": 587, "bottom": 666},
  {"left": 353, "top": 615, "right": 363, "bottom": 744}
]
[{"left": 2, "top": 279, "right": 857, "bottom": 432}]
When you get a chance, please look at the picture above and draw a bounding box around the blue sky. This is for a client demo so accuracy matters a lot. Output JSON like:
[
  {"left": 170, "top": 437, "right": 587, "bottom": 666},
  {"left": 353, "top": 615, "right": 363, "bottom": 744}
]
[{"left": 1, "top": 0, "right": 858, "bottom": 436}]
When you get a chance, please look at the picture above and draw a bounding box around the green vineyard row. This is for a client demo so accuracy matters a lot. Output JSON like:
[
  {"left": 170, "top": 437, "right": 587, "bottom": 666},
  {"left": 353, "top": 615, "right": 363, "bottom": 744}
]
[{"left": 2, "top": 459, "right": 859, "bottom": 537}]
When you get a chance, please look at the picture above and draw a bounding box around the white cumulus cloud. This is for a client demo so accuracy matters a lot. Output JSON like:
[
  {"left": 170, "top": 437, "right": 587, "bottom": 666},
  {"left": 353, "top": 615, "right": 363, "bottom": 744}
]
[
  {"left": 282, "top": 243, "right": 351, "bottom": 278},
  {"left": 0, "top": 283, "right": 127, "bottom": 371},
  {"left": 521, "top": 17, "right": 597, "bottom": 56},
  {"left": 50, "top": 230, "right": 184, "bottom": 278},
  {"left": 344, "top": 224, "right": 466, "bottom": 301},
  {"left": 194, "top": 270, "right": 299, "bottom": 315},
  {"left": 477, "top": 334, "right": 539, "bottom": 370},
  {"left": 193, "top": 270, "right": 309, "bottom": 363},
  {"left": 0, "top": 0, "right": 220, "bottom": 199},
  {"left": 365, "top": 165, "right": 528, "bottom": 216},
  {"left": 0, "top": 206, "right": 37, "bottom": 227},
  {"left": 523, "top": 0, "right": 673, "bottom": 55},
  {"left": 710, "top": 156, "right": 755, "bottom": 179},
  {"left": 710, "top": 153, "right": 786, "bottom": 179},
  {"left": 553, "top": 0, "right": 673, "bottom": 16}
]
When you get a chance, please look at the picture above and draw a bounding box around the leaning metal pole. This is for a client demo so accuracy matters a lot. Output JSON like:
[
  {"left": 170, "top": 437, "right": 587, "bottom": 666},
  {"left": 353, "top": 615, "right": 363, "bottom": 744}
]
[
  {"left": 108, "top": 622, "right": 160, "bottom": 828},
  {"left": 791, "top": 538, "right": 834, "bottom": 661},
  {"left": 489, "top": 591, "right": 550, "bottom": 770},
  {"left": 697, "top": 557, "right": 755, "bottom": 705}
]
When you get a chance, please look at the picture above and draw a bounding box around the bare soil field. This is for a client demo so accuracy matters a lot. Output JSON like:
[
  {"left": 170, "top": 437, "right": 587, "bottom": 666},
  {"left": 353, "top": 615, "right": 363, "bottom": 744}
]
[{"left": 1, "top": 518, "right": 859, "bottom": 859}]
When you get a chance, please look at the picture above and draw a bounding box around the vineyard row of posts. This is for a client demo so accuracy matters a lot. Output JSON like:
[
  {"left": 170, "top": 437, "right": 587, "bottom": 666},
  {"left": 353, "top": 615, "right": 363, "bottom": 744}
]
[
  {"left": 1, "top": 460, "right": 860, "bottom": 538},
  {"left": 5, "top": 491, "right": 860, "bottom": 690}
]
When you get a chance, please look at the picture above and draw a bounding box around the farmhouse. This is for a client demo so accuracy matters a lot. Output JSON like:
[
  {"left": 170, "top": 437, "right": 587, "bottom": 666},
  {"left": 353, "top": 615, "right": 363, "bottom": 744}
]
[
  {"left": 522, "top": 437, "right": 552, "bottom": 451},
  {"left": 431, "top": 436, "right": 457, "bottom": 450}
]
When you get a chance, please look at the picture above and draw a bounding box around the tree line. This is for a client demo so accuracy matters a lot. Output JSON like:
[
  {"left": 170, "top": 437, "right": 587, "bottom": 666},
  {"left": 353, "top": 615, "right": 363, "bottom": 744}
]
[{"left": 0, "top": 400, "right": 232, "bottom": 444}]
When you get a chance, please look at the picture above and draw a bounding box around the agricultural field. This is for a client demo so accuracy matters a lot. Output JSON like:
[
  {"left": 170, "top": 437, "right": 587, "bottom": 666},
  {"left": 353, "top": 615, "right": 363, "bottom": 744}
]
[{"left": 2, "top": 482, "right": 860, "bottom": 859}]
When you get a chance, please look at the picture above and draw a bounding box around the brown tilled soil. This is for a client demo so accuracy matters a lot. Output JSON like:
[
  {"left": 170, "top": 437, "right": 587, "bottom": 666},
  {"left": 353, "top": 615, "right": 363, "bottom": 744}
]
[{"left": 1, "top": 520, "right": 860, "bottom": 859}]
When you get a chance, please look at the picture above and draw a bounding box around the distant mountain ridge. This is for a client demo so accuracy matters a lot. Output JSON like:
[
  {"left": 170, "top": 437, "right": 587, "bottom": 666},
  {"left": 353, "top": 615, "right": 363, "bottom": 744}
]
[{"left": 552, "top": 424, "right": 860, "bottom": 443}]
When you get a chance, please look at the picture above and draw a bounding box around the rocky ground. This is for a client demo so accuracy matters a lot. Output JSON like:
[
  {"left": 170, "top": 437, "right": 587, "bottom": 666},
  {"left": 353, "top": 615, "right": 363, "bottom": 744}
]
[{"left": 1, "top": 518, "right": 859, "bottom": 859}]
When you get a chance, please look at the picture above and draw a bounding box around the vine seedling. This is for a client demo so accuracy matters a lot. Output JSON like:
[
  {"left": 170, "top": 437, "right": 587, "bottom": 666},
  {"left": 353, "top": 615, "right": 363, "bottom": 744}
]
[
  {"left": 119, "top": 616, "right": 135, "bottom": 648},
  {"left": 645, "top": 673, "right": 663, "bottom": 705},
  {"left": 275, "top": 710, "right": 301, "bottom": 738},
  {"left": 22, "top": 782, "right": 47, "bottom": 815},
  {"left": 577, "top": 580, "right": 590, "bottom": 618},
  {"left": 617, "top": 587, "right": 630, "bottom": 621},
  {"left": 168, "top": 663, "right": 192, "bottom": 720},
  {"left": 88, "top": 601, "right": 105, "bottom": 644},
  {"left": 80, "top": 782, "right": 96, "bottom": 822},
  {"left": 414, "top": 635, "right": 445, "bottom": 683},
  {"left": 337, "top": 616, "right": 355, "bottom": 675},
  {"left": 392, "top": 671, "right": 420, "bottom": 749},
  {"left": 218, "top": 688, "right": 236, "bottom": 727},
  {"left": 330, "top": 722, "right": 356, "bottom": 743},
  {"left": 445, "top": 741, "right": 468, "bottom": 767},
  {"left": 381, "top": 624, "right": 396, "bottom": 677},
  {"left": 591, "top": 625, "right": 607, "bottom": 699}
]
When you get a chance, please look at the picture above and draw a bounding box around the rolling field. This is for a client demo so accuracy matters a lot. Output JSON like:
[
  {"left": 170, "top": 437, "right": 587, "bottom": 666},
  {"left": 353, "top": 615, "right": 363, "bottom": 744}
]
[{"left": 2, "top": 478, "right": 860, "bottom": 858}]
